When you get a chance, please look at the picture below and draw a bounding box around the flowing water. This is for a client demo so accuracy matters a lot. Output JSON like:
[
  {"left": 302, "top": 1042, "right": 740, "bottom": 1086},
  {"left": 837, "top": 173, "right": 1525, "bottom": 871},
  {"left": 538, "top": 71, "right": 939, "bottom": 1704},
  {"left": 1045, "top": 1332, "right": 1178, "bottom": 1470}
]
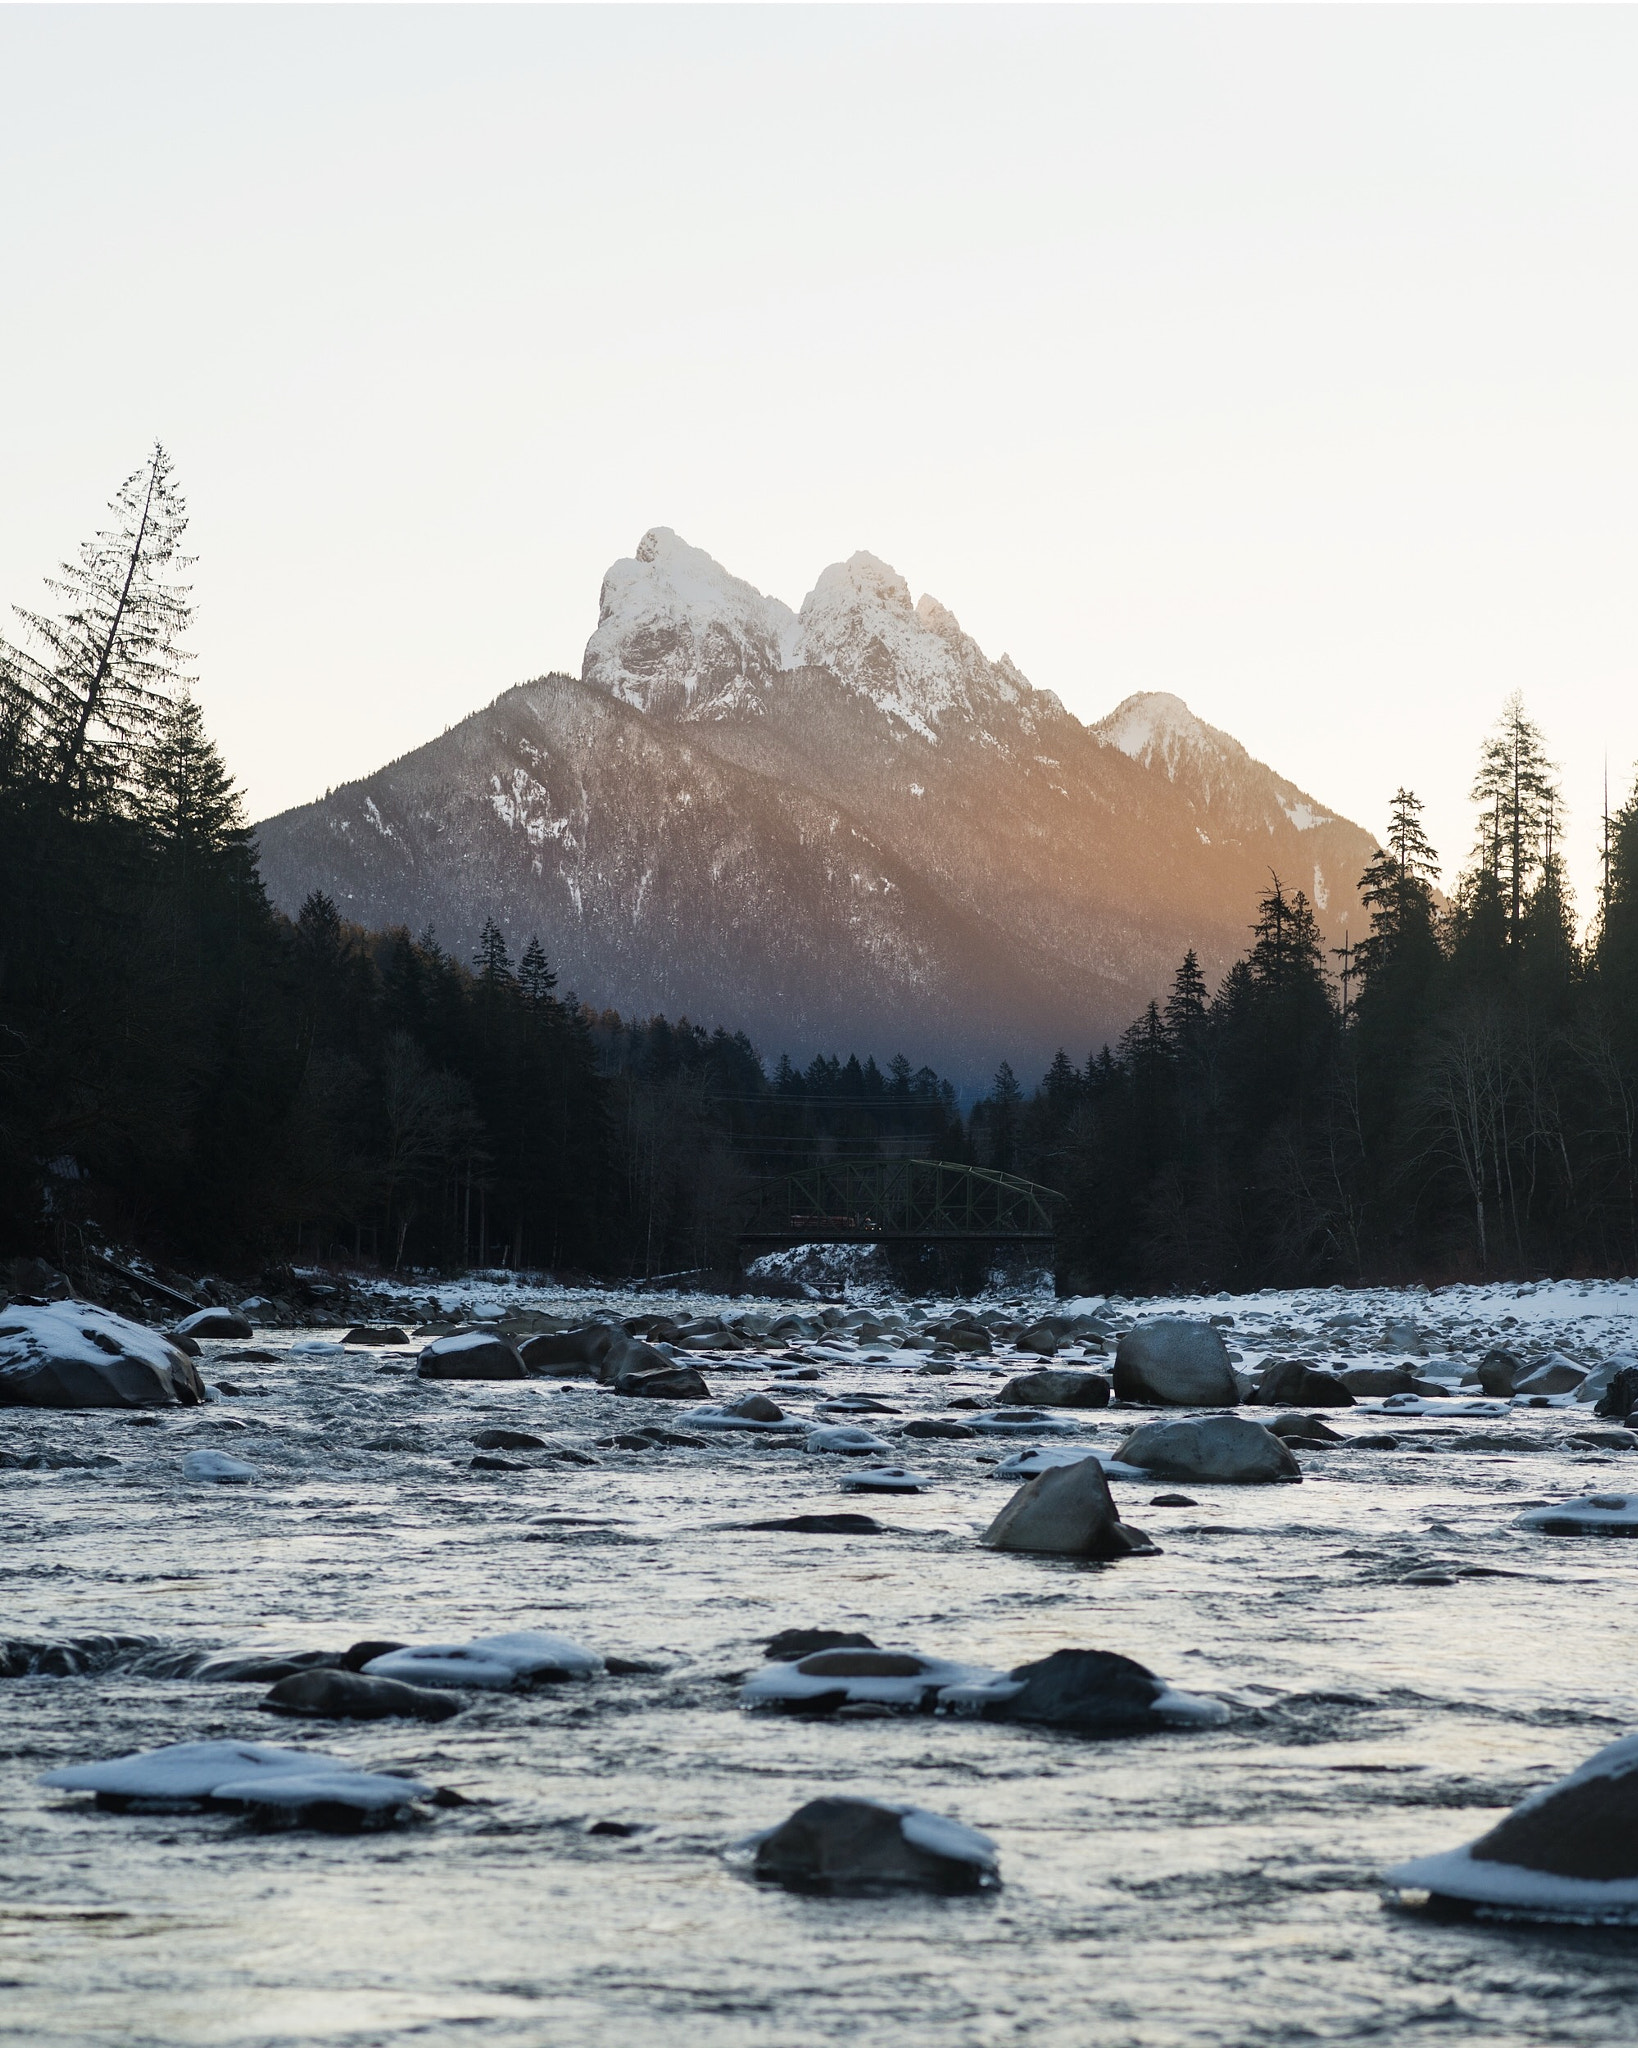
[{"left": 4, "top": 1279, "right": 1638, "bottom": 2047}]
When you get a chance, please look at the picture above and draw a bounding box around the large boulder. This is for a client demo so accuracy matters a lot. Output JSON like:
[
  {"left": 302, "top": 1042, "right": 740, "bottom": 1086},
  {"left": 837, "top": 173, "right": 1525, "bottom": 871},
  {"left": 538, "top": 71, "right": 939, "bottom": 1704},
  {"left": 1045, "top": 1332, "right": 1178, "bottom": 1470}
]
[
  {"left": 981, "top": 1456, "right": 1157, "bottom": 1559},
  {"left": 0, "top": 1302, "right": 205, "bottom": 1409},
  {"left": 753, "top": 1796, "right": 999, "bottom": 1892},
  {"left": 1116, "top": 1415, "right": 1301, "bottom": 1484},
  {"left": 1595, "top": 1367, "right": 1638, "bottom": 1421},
  {"left": 1112, "top": 1320, "right": 1237, "bottom": 1407},
  {"left": 1476, "top": 1346, "right": 1525, "bottom": 1397},
  {"left": 416, "top": 1331, "right": 527, "bottom": 1380},
  {"left": 1252, "top": 1359, "right": 1354, "bottom": 1408},
  {"left": 519, "top": 1323, "right": 624, "bottom": 1376},
  {"left": 1514, "top": 1354, "right": 1587, "bottom": 1398},
  {"left": 1385, "top": 1731, "right": 1638, "bottom": 1921},
  {"left": 1339, "top": 1363, "right": 1422, "bottom": 1398},
  {"left": 997, "top": 1368, "right": 1111, "bottom": 1409}
]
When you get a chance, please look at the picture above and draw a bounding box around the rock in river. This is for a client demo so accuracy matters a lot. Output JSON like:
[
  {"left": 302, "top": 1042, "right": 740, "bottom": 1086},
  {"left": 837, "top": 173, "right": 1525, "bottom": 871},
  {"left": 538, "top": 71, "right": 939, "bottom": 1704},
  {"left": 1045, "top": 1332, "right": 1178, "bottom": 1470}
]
[
  {"left": 997, "top": 1369, "right": 1110, "bottom": 1409},
  {"left": 1517, "top": 1492, "right": 1638, "bottom": 1536},
  {"left": 363, "top": 1629, "right": 602, "bottom": 1688},
  {"left": 743, "top": 1647, "right": 1000, "bottom": 1713},
  {"left": 259, "top": 1667, "right": 461, "bottom": 1722},
  {"left": 1252, "top": 1360, "right": 1354, "bottom": 1408},
  {"left": 1112, "top": 1319, "right": 1238, "bottom": 1407},
  {"left": 182, "top": 1449, "right": 259, "bottom": 1484},
  {"left": 752, "top": 1796, "right": 1000, "bottom": 1892},
  {"left": 174, "top": 1308, "right": 255, "bottom": 1341},
  {"left": 1384, "top": 1731, "right": 1638, "bottom": 1921},
  {"left": 1116, "top": 1415, "right": 1301, "bottom": 1484},
  {"left": 940, "top": 1647, "right": 1229, "bottom": 1734},
  {"left": 417, "top": 1331, "right": 528, "bottom": 1380},
  {"left": 41, "top": 1738, "right": 435, "bottom": 1828},
  {"left": 981, "top": 1456, "right": 1157, "bottom": 1559},
  {"left": 0, "top": 1302, "right": 205, "bottom": 1409}
]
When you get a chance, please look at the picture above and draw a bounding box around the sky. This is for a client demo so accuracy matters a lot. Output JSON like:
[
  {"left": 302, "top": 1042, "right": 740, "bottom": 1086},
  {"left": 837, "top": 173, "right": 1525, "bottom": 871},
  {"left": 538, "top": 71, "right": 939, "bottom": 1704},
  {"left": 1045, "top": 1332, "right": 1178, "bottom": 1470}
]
[{"left": 2, "top": 6, "right": 1636, "bottom": 920}]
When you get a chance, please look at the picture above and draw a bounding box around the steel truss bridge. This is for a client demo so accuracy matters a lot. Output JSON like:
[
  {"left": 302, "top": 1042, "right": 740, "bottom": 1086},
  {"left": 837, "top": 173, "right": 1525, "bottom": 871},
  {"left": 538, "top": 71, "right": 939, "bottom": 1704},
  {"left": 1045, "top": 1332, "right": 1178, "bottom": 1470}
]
[{"left": 740, "top": 1159, "right": 1061, "bottom": 1246}]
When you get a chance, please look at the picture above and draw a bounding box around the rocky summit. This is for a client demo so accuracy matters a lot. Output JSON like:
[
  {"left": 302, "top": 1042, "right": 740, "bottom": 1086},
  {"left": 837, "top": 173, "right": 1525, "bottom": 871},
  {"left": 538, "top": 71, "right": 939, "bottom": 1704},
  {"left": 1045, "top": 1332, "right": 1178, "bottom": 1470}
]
[{"left": 253, "top": 529, "right": 1378, "bottom": 1079}]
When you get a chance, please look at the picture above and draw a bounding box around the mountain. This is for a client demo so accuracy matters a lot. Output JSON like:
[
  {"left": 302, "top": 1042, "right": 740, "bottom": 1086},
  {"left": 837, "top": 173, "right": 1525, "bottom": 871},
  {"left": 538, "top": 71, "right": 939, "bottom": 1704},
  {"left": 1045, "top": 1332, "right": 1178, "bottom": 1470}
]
[{"left": 253, "top": 528, "right": 1378, "bottom": 1083}]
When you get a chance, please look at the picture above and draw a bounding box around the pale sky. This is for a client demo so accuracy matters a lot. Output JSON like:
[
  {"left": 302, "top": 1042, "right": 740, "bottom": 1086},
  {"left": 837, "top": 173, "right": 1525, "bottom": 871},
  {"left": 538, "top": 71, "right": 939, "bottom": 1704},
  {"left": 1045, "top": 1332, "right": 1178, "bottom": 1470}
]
[{"left": 2, "top": 6, "right": 1635, "bottom": 921}]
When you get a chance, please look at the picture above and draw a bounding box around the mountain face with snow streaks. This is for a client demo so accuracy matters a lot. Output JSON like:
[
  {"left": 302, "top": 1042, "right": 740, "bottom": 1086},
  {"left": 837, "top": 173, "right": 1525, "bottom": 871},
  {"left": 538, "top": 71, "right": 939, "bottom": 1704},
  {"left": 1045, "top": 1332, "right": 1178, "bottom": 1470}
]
[{"left": 254, "top": 530, "right": 1378, "bottom": 1081}]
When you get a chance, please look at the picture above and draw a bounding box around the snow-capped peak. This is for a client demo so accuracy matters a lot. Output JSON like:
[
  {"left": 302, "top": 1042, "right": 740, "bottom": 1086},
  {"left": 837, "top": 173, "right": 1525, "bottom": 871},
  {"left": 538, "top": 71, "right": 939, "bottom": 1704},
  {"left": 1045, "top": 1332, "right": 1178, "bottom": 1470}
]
[
  {"left": 582, "top": 528, "right": 800, "bottom": 716},
  {"left": 582, "top": 530, "right": 1040, "bottom": 738},
  {"left": 1095, "top": 691, "right": 1334, "bottom": 832}
]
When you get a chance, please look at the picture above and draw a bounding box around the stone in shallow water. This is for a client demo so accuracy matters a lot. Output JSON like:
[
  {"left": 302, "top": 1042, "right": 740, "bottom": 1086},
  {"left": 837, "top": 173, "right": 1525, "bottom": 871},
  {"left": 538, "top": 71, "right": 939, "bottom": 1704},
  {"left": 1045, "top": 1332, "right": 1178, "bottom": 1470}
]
[
  {"left": 1386, "top": 1731, "right": 1638, "bottom": 1920},
  {"left": 982, "top": 1456, "right": 1156, "bottom": 1559},
  {"left": 743, "top": 1647, "right": 1001, "bottom": 1713},
  {"left": 763, "top": 1629, "right": 878, "bottom": 1662},
  {"left": 901, "top": 1417, "right": 977, "bottom": 1439},
  {"left": 181, "top": 1449, "right": 259, "bottom": 1484},
  {"left": 1517, "top": 1492, "right": 1638, "bottom": 1536},
  {"left": 471, "top": 1428, "right": 549, "bottom": 1451},
  {"left": 363, "top": 1629, "right": 602, "bottom": 1689},
  {"left": 259, "top": 1667, "right": 460, "bottom": 1722},
  {"left": 997, "top": 1369, "right": 1110, "bottom": 1409},
  {"left": 940, "top": 1647, "right": 1229, "bottom": 1734},
  {"left": 806, "top": 1425, "right": 892, "bottom": 1456},
  {"left": 840, "top": 1465, "right": 927, "bottom": 1493},
  {"left": 1116, "top": 1416, "right": 1300, "bottom": 1485},
  {"left": 739, "top": 1513, "right": 884, "bottom": 1536},
  {"left": 752, "top": 1796, "right": 999, "bottom": 1892},
  {"left": 40, "top": 1739, "right": 429, "bottom": 1828},
  {"left": 174, "top": 1308, "right": 255, "bottom": 1341}
]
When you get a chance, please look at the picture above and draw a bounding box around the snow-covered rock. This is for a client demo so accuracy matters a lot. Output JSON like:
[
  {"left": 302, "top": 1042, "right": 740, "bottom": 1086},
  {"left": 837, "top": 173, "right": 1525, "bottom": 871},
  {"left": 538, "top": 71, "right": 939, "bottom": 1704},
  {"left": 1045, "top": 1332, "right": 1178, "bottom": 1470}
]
[
  {"left": 41, "top": 1739, "right": 429, "bottom": 1827},
  {"left": 1385, "top": 1732, "right": 1638, "bottom": 1922},
  {"left": 174, "top": 1308, "right": 254, "bottom": 1341},
  {"left": 0, "top": 1303, "right": 205, "bottom": 1410},
  {"left": 416, "top": 1330, "right": 527, "bottom": 1380},
  {"left": 1518, "top": 1492, "right": 1638, "bottom": 1537},
  {"left": 181, "top": 1449, "right": 259, "bottom": 1484},
  {"left": 742, "top": 1647, "right": 999, "bottom": 1713},
  {"left": 362, "top": 1629, "right": 601, "bottom": 1689},
  {"left": 840, "top": 1465, "right": 928, "bottom": 1493},
  {"left": 805, "top": 1425, "right": 893, "bottom": 1456}
]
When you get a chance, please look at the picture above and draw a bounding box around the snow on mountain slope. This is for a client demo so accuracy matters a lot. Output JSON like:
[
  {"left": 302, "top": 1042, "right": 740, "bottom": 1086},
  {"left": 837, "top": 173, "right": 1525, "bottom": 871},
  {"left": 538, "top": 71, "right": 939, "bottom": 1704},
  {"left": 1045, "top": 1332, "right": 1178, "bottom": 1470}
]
[
  {"left": 582, "top": 528, "right": 799, "bottom": 717},
  {"left": 582, "top": 528, "right": 1062, "bottom": 743}
]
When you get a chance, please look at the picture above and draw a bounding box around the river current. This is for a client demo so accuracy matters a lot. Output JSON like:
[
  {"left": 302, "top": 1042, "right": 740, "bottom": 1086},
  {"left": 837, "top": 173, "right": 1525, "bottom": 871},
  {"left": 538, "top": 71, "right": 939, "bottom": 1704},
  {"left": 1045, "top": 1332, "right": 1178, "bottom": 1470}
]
[{"left": 4, "top": 1276, "right": 1637, "bottom": 2048}]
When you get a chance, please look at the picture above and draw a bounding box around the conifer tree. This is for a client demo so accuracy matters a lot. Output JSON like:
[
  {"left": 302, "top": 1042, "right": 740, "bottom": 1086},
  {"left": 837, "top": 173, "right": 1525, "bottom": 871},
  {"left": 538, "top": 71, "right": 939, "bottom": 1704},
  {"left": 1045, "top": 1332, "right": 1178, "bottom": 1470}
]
[
  {"left": 137, "top": 691, "right": 247, "bottom": 881},
  {"left": 518, "top": 935, "right": 557, "bottom": 1008},
  {"left": 1470, "top": 694, "right": 1559, "bottom": 941},
  {"left": 1, "top": 445, "right": 194, "bottom": 809},
  {"left": 473, "top": 919, "right": 514, "bottom": 992}
]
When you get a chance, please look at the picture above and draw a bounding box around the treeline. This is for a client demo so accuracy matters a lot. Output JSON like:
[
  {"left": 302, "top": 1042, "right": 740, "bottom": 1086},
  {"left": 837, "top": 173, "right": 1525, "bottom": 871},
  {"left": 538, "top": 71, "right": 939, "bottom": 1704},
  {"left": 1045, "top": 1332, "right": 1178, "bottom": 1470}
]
[
  {"left": 995, "top": 697, "right": 1638, "bottom": 1291},
  {"left": 0, "top": 450, "right": 973, "bottom": 1280}
]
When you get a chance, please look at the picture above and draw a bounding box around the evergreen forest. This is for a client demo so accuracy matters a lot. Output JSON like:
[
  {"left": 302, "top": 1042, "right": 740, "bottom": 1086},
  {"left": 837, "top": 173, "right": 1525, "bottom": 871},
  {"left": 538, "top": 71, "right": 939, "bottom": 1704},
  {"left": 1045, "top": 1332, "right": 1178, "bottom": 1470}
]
[{"left": 5, "top": 449, "right": 1638, "bottom": 1293}]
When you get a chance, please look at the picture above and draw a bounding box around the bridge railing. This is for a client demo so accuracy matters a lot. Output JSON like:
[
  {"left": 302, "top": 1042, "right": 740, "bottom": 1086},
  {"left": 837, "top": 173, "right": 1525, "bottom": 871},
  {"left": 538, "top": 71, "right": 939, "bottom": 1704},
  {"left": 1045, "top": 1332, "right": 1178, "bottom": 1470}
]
[{"left": 741, "top": 1158, "right": 1061, "bottom": 1243}]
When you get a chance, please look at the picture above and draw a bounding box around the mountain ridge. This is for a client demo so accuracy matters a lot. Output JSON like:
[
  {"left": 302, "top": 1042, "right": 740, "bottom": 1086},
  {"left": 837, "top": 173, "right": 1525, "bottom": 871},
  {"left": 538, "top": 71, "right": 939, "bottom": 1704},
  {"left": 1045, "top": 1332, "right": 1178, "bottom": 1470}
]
[{"left": 253, "top": 529, "right": 1379, "bottom": 1082}]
